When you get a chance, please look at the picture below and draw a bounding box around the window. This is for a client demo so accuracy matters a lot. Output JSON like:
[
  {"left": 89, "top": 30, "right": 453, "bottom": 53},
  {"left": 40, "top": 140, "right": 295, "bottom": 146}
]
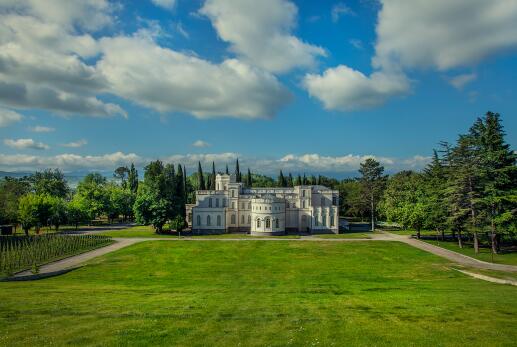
[
  {"left": 265, "top": 217, "right": 271, "bottom": 228},
  {"left": 302, "top": 190, "right": 306, "bottom": 197},
  {"left": 275, "top": 219, "right": 279, "bottom": 228},
  {"left": 248, "top": 215, "right": 251, "bottom": 224},
  {"left": 231, "top": 214, "right": 236, "bottom": 224},
  {"left": 332, "top": 196, "right": 337, "bottom": 206},
  {"left": 286, "top": 202, "right": 289, "bottom": 208},
  {"left": 330, "top": 215, "right": 335, "bottom": 227},
  {"left": 207, "top": 215, "right": 211, "bottom": 226},
  {"left": 231, "top": 202, "right": 235, "bottom": 209},
  {"left": 217, "top": 215, "right": 221, "bottom": 226},
  {"left": 216, "top": 198, "right": 219, "bottom": 207},
  {"left": 315, "top": 214, "right": 319, "bottom": 226},
  {"left": 257, "top": 219, "right": 261, "bottom": 228},
  {"left": 322, "top": 215, "right": 327, "bottom": 227},
  {"left": 241, "top": 215, "right": 244, "bottom": 224},
  {"left": 231, "top": 190, "right": 235, "bottom": 197},
  {"left": 248, "top": 202, "right": 251, "bottom": 209},
  {"left": 209, "top": 198, "right": 212, "bottom": 208},
  {"left": 197, "top": 215, "right": 201, "bottom": 226},
  {"left": 321, "top": 197, "right": 325, "bottom": 207},
  {"left": 223, "top": 199, "right": 227, "bottom": 207},
  {"left": 242, "top": 203, "right": 245, "bottom": 209},
  {"left": 302, "top": 200, "right": 306, "bottom": 208}
]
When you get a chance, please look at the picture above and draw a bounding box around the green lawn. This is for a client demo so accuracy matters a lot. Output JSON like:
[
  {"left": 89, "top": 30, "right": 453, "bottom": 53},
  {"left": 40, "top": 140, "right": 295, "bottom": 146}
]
[
  {"left": 1, "top": 241, "right": 516, "bottom": 346},
  {"left": 423, "top": 239, "right": 517, "bottom": 265},
  {"left": 313, "top": 232, "right": 377, "bottom": 239},
  {"left": 97, "top": 226, "right": 302, "bottom": 238}
]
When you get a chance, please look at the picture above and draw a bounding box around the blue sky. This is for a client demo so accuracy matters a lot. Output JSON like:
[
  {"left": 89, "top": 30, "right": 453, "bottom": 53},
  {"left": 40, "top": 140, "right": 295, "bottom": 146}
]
[{"left": 0, "top": 0, "right": 516, "bottom": 177}]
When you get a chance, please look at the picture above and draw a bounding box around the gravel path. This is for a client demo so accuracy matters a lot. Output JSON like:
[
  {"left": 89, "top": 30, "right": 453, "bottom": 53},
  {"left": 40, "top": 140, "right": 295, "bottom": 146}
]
[{"left": 9, "top": 231, "right": 517, "bottom": 280}]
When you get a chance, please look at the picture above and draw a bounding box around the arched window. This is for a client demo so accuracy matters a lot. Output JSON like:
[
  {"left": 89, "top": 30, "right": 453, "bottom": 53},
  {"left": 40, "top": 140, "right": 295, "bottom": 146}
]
[
  {"left": 241, "top": 214, "right": 244, "bottom": 224},
  {"left": 330, "top": 215, "right": 335, "bottom": 227},
  {"left": 275, "top": 219, "right": 279, "bottom": 228},
  {"left": 197, "top": 215, "right": 201, "bottom": 226},
  {"left": 216, "top": 198, "right": 219, "bottom": 207},
  {"left": 248, "top": 215, "right": 251, "bottom": 224},
  {"left": 257, "top": 219, "right": 261, "bottom": 228},
  {"left": 217, "top": 215, "right": 221, "bottom": 226},
  {"left": 207, "top": 215, "right": 211, "bottom": 226},
  {"left": 265, "top": 217, "right": 271, "bottom": 228},
  {"left": 209, "top": 198, "right": 212, "bottom": 207},
  {"left": 231, "top": 214, "right": 236, "bottom": 224},
  {"left": 322, "top": 215, "right": 327, "bottom": 227}
]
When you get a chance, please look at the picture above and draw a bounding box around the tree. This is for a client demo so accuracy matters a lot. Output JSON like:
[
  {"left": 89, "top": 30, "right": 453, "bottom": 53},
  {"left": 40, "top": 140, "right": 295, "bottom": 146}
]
[
  {"left": 197, "top": 162, "right": 206, "bottom": 190},
  {"left": 31, "top": 169, "right": 69, "bottom": 198},
  {"left": 225, "top": 164, "right": 229, "bottom": 175},
  {"left": 0, "top": 177, "right": 31, "bottom": 230},
  {"left": 76, "top": 173, "right": 110, "bottom": 222},
  {"left": 277, "top": 170, "right": 286, "bottom": 187},
  {"left": 114, "top": 166, "right": 129, "bottom": 188},
  {"left": 133, "top": 189, "right": 170, "bottom": 233},
  {"left": 302, "top": 174, "right": 307, "bottom": 185},
  {"left": 107, "top": 184, "right": 134, "bottom": 222},
  {"left": 423, "top": 149, "right": 449, "bottom": 239},
  {"left": 176, "top": 164, "right": 186, "bottom": 217},
  {"left": 246, "top": 168, "right": 252, "bottom": 187},
  {"left": 210, "top": 162, "right": 216, "bottom": 190},
  {"left": 287, "top": 173, "right": 294, "bottom": 187},
  {"left": 128, "top": 163, "right": 139, "bottom": 195},
  {"left": 67, "top": 196, "right": 89, "bottom": 230},
  {"left": 471, "top": 112, "right": 517, "bottom": 253},
  {"left": 295, "top": 175, "right": 302, "bottom": 186},
  {"left": 18, "top": 194, "right": 51, "bottom": 235},
  {"left": 48, "top": 195, "right": 67, "bottom": 231},
  {"left": 359, "top": 158, "right": 385, "bottom": 231},
  {"left": 235, "top": 158, "right": 241, "bottom": 182}
]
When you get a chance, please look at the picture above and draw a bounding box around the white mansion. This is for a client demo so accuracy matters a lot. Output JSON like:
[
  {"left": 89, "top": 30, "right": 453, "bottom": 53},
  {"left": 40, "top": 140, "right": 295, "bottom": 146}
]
[{"left": 186, "top": 173, "right": 339, "bottom": 235}]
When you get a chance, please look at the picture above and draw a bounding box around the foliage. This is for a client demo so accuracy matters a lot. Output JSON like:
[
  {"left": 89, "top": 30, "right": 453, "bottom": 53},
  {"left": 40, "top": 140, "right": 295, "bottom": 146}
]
[
  {"left": 0, "top": 234, "right": 112, "bottom": 277},
  {"left": 359, "top": 158, "right": 386, "bottom": 230},
  {"left": 30, "top": 169, "right": 69, "bottom": 198}
]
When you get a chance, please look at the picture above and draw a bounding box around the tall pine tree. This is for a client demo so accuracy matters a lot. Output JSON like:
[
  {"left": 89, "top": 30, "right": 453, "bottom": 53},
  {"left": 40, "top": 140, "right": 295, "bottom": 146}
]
[{"left": 197, "top": 161, "right": 206, "bottom": 190}]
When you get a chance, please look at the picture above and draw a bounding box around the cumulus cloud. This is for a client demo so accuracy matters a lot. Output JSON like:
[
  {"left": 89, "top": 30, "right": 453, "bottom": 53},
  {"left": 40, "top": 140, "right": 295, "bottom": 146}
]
[
  {"left": 331, "top": 3, "right": 355, "bottom": 23},
  {"left": 0, "top": 108, "right": 23, "bottom": 127},
  {"left": 0, "top": 150, "right": 430, "bottom": 175},
  {"left": 28, "top": 125, "right": 55, "bottom": 133},
  {"left": 61, "top": 139, "right": 87, "bottom": 148},
  {"left": 199, "top": 0, "right": 326, "bottom": 73},
  {"left": 448, "top": 73, "right": 477, "bottom": 90},
  {"left": 97, "top": 32, "right": 291, "bottom": 119},
  {"left": 4, "top": 138, "right": 49, "bottom": 150},
  {"left": 304, "top": 67, "right": 410, "bottom": 111},
  {"left": 192, "top": 140, "right": 211, "bottom": 148},
  {"left": 151, "top": 0, "right": 176, "bottom": 10},
  {"left": 304, "top": 0, "right": 517, "bottom": 111}
]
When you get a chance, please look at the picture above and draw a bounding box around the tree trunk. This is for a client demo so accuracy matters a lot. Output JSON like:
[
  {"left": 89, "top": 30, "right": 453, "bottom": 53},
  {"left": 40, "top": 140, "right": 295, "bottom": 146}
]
[
  {"left": 473, "top": 231, "right": 479, "bottom": 254},
  {"left": 457, "top": 230, "right": 463, "bottom": 248},
  {"left": 491, "top": 220, "right": 498, "bottom": 254},
  {"left": 24, "top": 227, "right": 29, "bottom": 236},
  {"left": 441, "top": 230, "right": 445, "bottom": 241},
  {"left": 416, "top": 229, "right": 421, "bottom": 239},
  {"left": 370, "top": 196, "right": 375, "bottom": 232}
]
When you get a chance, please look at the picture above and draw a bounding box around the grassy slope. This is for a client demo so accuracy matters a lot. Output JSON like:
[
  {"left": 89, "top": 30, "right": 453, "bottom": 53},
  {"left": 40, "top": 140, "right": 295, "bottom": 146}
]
[
  {"left": 1, "top": 241, "right": 516, "bottom": 346},
  {"left": 423, "top": 239, "right": 517, "bottom": 265}
]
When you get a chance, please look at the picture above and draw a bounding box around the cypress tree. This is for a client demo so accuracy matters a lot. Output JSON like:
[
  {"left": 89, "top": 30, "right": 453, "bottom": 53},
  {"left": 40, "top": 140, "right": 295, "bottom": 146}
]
[
  {"left": 225, "top": 164, "right": 229, "bottom": 175},
  {"left": 247, "top": 168, "right": 252, "bottom": 187},
  {"left": 176, "top": 164, "right": 185, "bottom": 216},
  {"left": 302, "top": 174, "right": 307, "bottom": 185},
  {"left": 278, "top": 170, "right": 286, "bottom": 187},
  {"left": 288, "top": 173, "right": 294, "bottom": 187},
  {"left": 235, "top": 159, "right": 241, "bottom": 182},
  {"left": 128, "top": 163, "right": 139, "bottom": 195},
  {"left": 211, "top": 162, "right": 216, "bottom": 190},
  {"left": 295, "top": 174, "right": 302, "bottom": 186},
  {"left": 197, "top": 161, "right": 206, "bottom": 190}
]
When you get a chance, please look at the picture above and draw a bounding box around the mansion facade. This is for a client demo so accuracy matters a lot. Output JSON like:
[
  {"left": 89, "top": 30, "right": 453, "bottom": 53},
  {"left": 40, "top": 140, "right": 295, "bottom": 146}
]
[{"left": 186, "top": 174, "right": 339, "bottom": 235}]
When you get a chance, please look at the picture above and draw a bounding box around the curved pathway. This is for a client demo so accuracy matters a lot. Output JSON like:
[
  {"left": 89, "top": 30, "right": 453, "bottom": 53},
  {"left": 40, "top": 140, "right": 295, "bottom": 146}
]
[{"left": 10, "top": 231, "right": 517, "bottom": 280}]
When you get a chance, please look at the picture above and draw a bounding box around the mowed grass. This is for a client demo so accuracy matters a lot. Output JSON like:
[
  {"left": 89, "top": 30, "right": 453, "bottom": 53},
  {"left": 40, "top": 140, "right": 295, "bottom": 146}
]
[
  {"left": 423, "top": 239, "right": 517, "bottom": 265},
  {"left": 1, "top": 241, "right": 516, "bottom": 346}
]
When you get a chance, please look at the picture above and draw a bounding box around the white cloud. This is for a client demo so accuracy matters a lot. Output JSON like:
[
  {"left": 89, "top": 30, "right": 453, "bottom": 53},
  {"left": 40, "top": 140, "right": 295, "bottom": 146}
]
[
  {"left": 151, "top": 0, "right": 176, "bottom": 10},
  {"left": 28, "top": 125, "right": 55, "bottom": 133},
  {"left": 199, "top": 0, "right": 326, "bottom": 73},
  {"left": 192, "top": 140, "right": 211, "bottom": 148},
  {"left": 61, "top": 139, "right": 87, "bottom": 148},
  {"left": 448, "top": 73, "right": 477, "bottom": 90},
  {"left": 97, "top": 32, "right": 291, "bottom": 119},
  {"left": 4, "top": 138, "right": 49, "bottom": 150},
  {"left": 0, "top": 108, "right": 23, "bottom": 127},
  {"left": 304, "top": 0, "right": 517, "bottom": 111},
  {"left": 304, "top": 66, "right": 410, "bottom": 111},
  {"left": 331, "top": 3, "right": 355, "bottom": 23},
  {"left": 0, "top": 151, "right": 430, "bottom": 174}
]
